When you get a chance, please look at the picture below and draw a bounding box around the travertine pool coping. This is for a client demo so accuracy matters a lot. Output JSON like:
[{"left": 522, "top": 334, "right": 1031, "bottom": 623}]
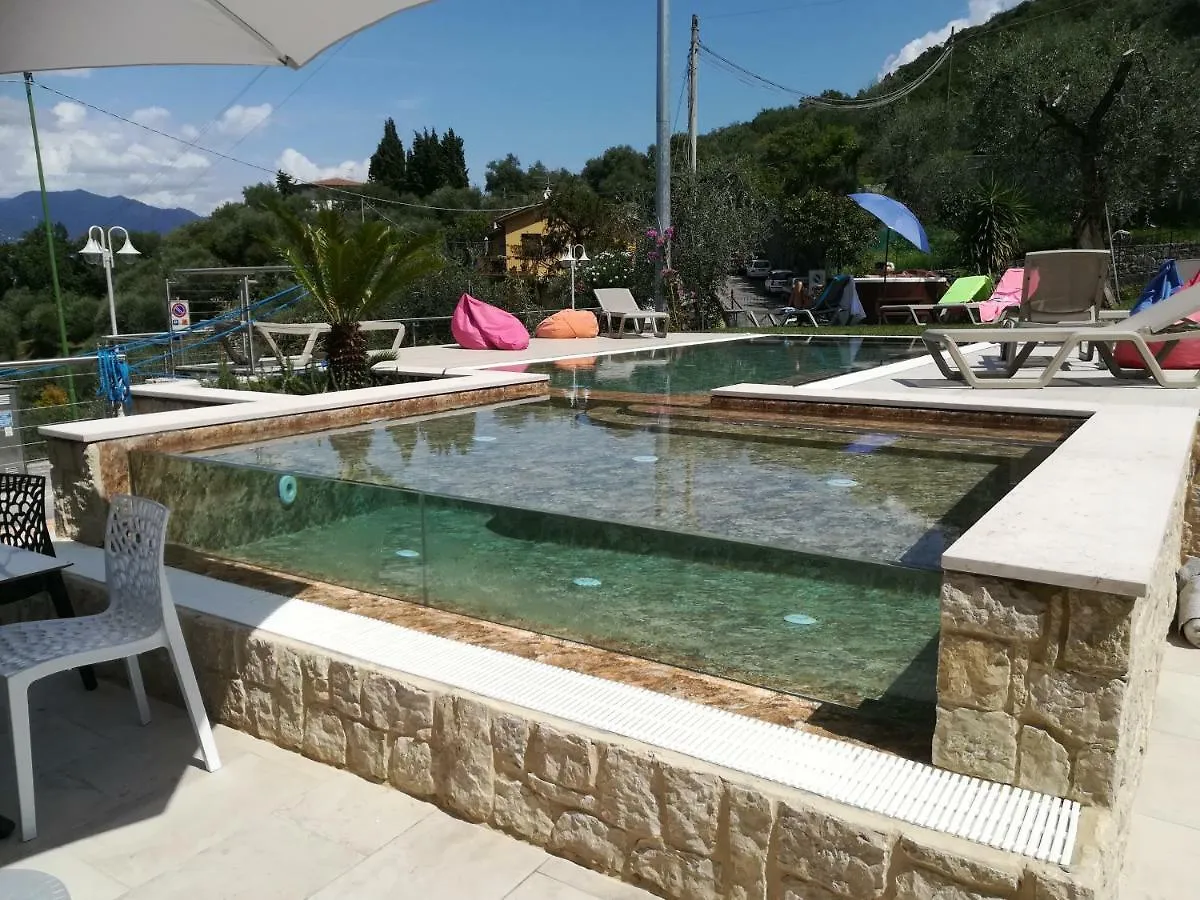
[
  {"left": 52, "top": 539, "right": 1080, "bottom": 866},
  {"left": 41, "top": 371, "right": 548, "bottom": 443},
  {"left": 711, "top": 344, "right": 1200, "bottom": 596}
]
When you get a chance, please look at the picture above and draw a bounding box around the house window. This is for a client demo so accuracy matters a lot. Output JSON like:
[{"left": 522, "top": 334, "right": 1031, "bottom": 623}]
[{"left": 520, "top": 233, "right": 544, "bottom": 259}]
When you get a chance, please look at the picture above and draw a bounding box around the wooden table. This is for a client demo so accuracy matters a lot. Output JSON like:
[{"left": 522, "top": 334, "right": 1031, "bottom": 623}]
[{"left": 854, "top": 277, "right": 949, "bottom": 323}]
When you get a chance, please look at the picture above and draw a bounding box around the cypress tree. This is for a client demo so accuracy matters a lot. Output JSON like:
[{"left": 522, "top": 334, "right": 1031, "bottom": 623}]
[
  {"left": 440, "top": 128, "right": 469, "bottom": 189},
  {"left": 368, "top": 118, "right": 407, "bottom": 194}
]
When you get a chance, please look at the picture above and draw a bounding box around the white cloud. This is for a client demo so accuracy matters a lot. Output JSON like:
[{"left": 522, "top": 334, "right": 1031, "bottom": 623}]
[
  {"left": 52, "top": 101, "right": 85, "bottom": 127},
  {"left": 880, "top": 0, "right": 1019, "bottom": 77},
  {"left": 0, "top": 95, "right": 221, "bottom": 213},
  {"left": 216, "top": 103, "right": 272, "bottom": 138},
  {"left": 43, "top": 68, "right": 93, "bottom": 79},
  {"left": 275, "top": 148, "right": 368, "bottom": 184},
  {"left": 131, "top": 106, "right": 170, "bottom": 127}
]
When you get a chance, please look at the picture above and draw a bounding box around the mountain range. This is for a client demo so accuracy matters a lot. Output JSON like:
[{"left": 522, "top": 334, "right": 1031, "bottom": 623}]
[{"left": 0, "top": 190, "right": 200, "bottom": 242}]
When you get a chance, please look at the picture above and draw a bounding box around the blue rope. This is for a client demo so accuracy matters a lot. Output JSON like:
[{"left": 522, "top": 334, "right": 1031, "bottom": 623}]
[
  {"left": 127, "top": 288, "right": 310, "bottom": 374},
  {"left": 96, "top": 348, "right": 132, "bottom": 410},
  {"left": 0, "top": 283, "right": 305, "bottom": 380}
]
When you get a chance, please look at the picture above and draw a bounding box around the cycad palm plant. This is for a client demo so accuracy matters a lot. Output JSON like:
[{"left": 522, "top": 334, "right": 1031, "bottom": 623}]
[
  {"left": 957, "top": 177, "right": 1029, "bottom": 278},
  {"left": 276, "top": 207, "right": 443, "bottom": 390}
]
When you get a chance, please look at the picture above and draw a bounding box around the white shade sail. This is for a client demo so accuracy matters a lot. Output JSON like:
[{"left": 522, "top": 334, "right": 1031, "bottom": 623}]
[{"left": 0, "top": 0, "right": 435, "bottom": 73}]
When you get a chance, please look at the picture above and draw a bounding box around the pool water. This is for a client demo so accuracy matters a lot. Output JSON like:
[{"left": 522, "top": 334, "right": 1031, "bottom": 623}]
[
  {"left": 498, "top": 336, "right": 927, "bottom": 397},
  {"left": 197, "top": 400, "right": 1050, "bottom": 570},
  {"left": 132, "top": 338, "right": 1058, "bottom": 712}
]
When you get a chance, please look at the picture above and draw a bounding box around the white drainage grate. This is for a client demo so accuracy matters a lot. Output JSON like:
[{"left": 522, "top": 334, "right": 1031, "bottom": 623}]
[
  {"left": 252, "top": 594, "right": 1080, "bottom": 866},
  {"left": 58, "top": 543, "right": 1080, "bottom": 867}
]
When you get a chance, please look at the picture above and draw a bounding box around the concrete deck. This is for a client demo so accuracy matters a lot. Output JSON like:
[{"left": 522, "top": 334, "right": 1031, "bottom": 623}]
[
  {"left": 1119, "top": 637, "right": 1200, "bottom": 899},
  {"left": 372, "top": 332, "right": 752, "bottom": 376},
  {"left": 0, "top": 674, "right": 654, "bottom": 900},
  {"left": 725, "top": 342, "right": 1200, "bottom": 411}
]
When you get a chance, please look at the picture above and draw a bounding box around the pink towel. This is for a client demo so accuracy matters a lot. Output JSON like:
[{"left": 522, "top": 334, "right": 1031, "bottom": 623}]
[{"left": 977, "top": 267, "right": 1027, "bottom": 323}]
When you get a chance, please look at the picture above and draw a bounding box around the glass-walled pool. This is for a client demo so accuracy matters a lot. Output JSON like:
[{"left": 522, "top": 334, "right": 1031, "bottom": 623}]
[
  {"left": 493, "top": 336, "right": 928, "bottom": 397},
  {"left": 130, "top": 390, "right": 1057, "bottom": 713}
]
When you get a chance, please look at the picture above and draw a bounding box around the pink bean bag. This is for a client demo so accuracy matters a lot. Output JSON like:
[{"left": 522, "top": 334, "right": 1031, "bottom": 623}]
[
  {"left": 451, "top": 293, "right": 530, "bottom": 351},
  {"left": 1113, "top": 271, "right": 1200, "bottom": 370}
]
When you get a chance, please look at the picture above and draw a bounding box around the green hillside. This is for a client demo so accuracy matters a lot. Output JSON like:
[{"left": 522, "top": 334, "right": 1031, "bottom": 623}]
[{"left": 690, "top": 0, "right": 1200, "bottom": 267}]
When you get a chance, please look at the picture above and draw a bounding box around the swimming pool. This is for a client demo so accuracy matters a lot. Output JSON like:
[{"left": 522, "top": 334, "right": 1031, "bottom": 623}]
[
  {"left": 496, "top": 335, "right": 928, "bottom": 397},
  {"left": 126, "top": 337, "right": 1059, "bottom": 712}
]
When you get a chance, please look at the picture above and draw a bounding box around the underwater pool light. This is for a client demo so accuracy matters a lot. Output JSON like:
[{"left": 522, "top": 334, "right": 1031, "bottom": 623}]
[
  {"left": 826, "top": 478, "right": 858, "bottom": 488},
  {"left": 632, "top": 455, "right": 658, "bottom": 463},
  {"left": 784, "top": 613, "right": 818, "bottom": 626},
  {"left": 474, "top": 436, "right": 497, "bottom": 442},
  {"left": 395, "top": 549, "right": 421, "bottom": 559},
  {"left": 573, "top": 577, "right": 602, "bottom": 587},
  {"left": 277, "top": 475, "right": 298, "bottom": 506}
]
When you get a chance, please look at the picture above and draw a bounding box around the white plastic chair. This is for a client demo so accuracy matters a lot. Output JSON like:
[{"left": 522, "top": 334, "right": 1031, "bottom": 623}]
[{"left": 0, "top": 495, "right": 221, "bottom": 841}]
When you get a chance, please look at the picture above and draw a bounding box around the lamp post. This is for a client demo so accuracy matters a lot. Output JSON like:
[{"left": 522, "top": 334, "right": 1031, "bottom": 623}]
[
  {"left": 79, "top": 225, "right": 140, "bottom": 336},
  {"left": 559, "top": 244, "right": 589, "bottom": 310}
]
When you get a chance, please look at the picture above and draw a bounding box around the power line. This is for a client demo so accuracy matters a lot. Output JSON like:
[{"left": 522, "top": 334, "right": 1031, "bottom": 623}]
[
  {"left": 959, "top": 0, "right": 1107, "bottom": 42},
  {"left": 705, "top": 0, "right": 853, "bottom": 20},
  {"left": 105, "top": 67, "right": 269, "bottom": 219},
  {"left": 700, "top": 0, "right": 1110, "bottom": 108},
  {"left": 672, "top": 67, "right": 688, "bottom": 133},
  {"left": 168, "top": 36, "right": 354, "bottom": 203},
  {"left": 29, "top": 81, "right": 528, "bottom": 214},
  {"left": 699, "top": 41, "right": 953, "bottom": 109}
]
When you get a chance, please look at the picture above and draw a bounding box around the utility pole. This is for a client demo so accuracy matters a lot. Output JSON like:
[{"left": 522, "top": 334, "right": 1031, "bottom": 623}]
[
  {"left": 688, "top": 14, "right": 699, "bottom": 174},
  {"left": 23, "top": 71, "right": 77, "bottom": 407},
  {"left": 654, "top": 0, "right": 671, "bottom": 312},
  {"left": 945, "top": 27, "right": 956, "bottom": 111}
]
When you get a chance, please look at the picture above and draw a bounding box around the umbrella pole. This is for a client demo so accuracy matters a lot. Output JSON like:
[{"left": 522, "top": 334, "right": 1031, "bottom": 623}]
[
  {"left": 882, "top": 228, "right": 890, "bottom": 307},
  {"left": 23, "top": 72, "right": 77, "bottom": 408}
]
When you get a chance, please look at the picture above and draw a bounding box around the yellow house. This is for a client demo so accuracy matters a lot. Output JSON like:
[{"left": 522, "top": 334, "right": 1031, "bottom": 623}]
[{"left": 490, "top": 203, "right": 551, "bottom": 276}]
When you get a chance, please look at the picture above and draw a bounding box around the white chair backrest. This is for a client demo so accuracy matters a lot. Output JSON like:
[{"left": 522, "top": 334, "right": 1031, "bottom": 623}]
[
  {"left": 1176, "top": 259, "right": 1200, "bottom": 285},
  {"left": 359, "top": 320, "right": 408, "bottom": 352},
  {"left": 593, "top": 288, "right": 641, "bottom": 314},
  {"left": 1020, "top": 250, "right": 1111, "bottom": 324},
  {"left": 104, "top": 494, "right": 170, "bottom": 635},
  {"left": 1121, "top": 280, "right": 1200, "bottom": 334}
]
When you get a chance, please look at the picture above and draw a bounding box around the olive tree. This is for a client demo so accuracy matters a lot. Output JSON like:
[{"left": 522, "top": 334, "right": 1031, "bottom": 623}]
[{"left": 966, "top": 20, "right": 1200, "bottom": 247}]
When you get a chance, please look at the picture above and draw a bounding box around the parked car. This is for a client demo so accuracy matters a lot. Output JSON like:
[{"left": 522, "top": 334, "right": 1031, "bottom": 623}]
[
  {"left": 745, "top": 259, "right": 772, "bottom": 279},
  {"left": 765, "top": 270, "right": 795, "bottom": 294}
]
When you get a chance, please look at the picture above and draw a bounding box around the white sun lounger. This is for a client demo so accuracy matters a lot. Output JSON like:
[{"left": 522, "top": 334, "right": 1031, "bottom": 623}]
[
  {"left": 254, "top": 320, "right": 407, "bottom": 371},
  {"left": 922, "top": 280, "right": 1200, "bottom": 388},
  {"left": 593, "top": 288, "right": 670, "bottom": 338}
]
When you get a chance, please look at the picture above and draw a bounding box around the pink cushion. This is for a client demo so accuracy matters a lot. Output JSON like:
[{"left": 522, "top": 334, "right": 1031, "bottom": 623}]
[
  {"left": 451, "top": 294, "right": 530, "bottom": 351},
  {"left": 1114, "top": 270, "right": 1200, "bottom": 370}
]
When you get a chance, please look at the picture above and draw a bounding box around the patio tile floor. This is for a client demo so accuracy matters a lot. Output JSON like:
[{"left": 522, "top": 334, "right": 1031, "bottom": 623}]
[{"left": 0, "top": 674, "right": 654, "bottom": 900}]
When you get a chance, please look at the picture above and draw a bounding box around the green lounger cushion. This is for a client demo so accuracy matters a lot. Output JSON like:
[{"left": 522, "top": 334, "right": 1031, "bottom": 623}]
[{"left": 938, "top": 274, "right": 994, "bottom": 305}]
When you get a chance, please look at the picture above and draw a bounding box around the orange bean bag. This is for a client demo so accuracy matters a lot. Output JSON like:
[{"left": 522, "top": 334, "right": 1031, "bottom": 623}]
[
  {"left": 535, "top": 308, "right": 599, "bottom": 339},
  {"left": 553, "top": 357, "right": 597, "bottom": 371}
]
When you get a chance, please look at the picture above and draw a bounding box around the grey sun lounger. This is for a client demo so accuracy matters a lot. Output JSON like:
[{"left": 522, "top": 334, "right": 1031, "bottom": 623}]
[
  {"left": 922, "top": 280, "right": 1200, "bottom": 388},
  {"left": 593, "top": 288, "right": 671, "bottom": 338}
]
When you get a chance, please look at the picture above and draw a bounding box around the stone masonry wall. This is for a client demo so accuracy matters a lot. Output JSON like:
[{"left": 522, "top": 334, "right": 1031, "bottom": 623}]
[
  {"left": 60, "top": 575, "right": 1108, "bottom": 900},
  {"left": 45, "top": 381, "right": 545, "bottom": 547},
  {"left": 934, "top": 462, "right": 1184, "bottom": 813},
  {"left": 933, "top": 461, "right": 1187, "bottom": 898}
]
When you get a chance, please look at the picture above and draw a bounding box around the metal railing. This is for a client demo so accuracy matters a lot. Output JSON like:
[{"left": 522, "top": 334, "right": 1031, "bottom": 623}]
[{"left": 1, "top": 304, "right": 606, "bottom": 466}]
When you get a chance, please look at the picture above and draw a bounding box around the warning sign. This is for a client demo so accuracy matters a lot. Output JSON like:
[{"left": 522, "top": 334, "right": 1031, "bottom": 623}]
[{"left": 170, "top": 300, "right": 190, "bottom": 329}]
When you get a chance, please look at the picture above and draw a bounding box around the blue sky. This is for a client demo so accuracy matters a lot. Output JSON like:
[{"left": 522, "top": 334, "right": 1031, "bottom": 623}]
[{"left": 0, "top": 0, "right": 1017, "bottom": 212}]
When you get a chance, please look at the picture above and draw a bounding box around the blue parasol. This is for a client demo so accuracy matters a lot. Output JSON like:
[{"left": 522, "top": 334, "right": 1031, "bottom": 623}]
[{"left": 848, "top": 193, "right": 931, "bottom": 253}]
